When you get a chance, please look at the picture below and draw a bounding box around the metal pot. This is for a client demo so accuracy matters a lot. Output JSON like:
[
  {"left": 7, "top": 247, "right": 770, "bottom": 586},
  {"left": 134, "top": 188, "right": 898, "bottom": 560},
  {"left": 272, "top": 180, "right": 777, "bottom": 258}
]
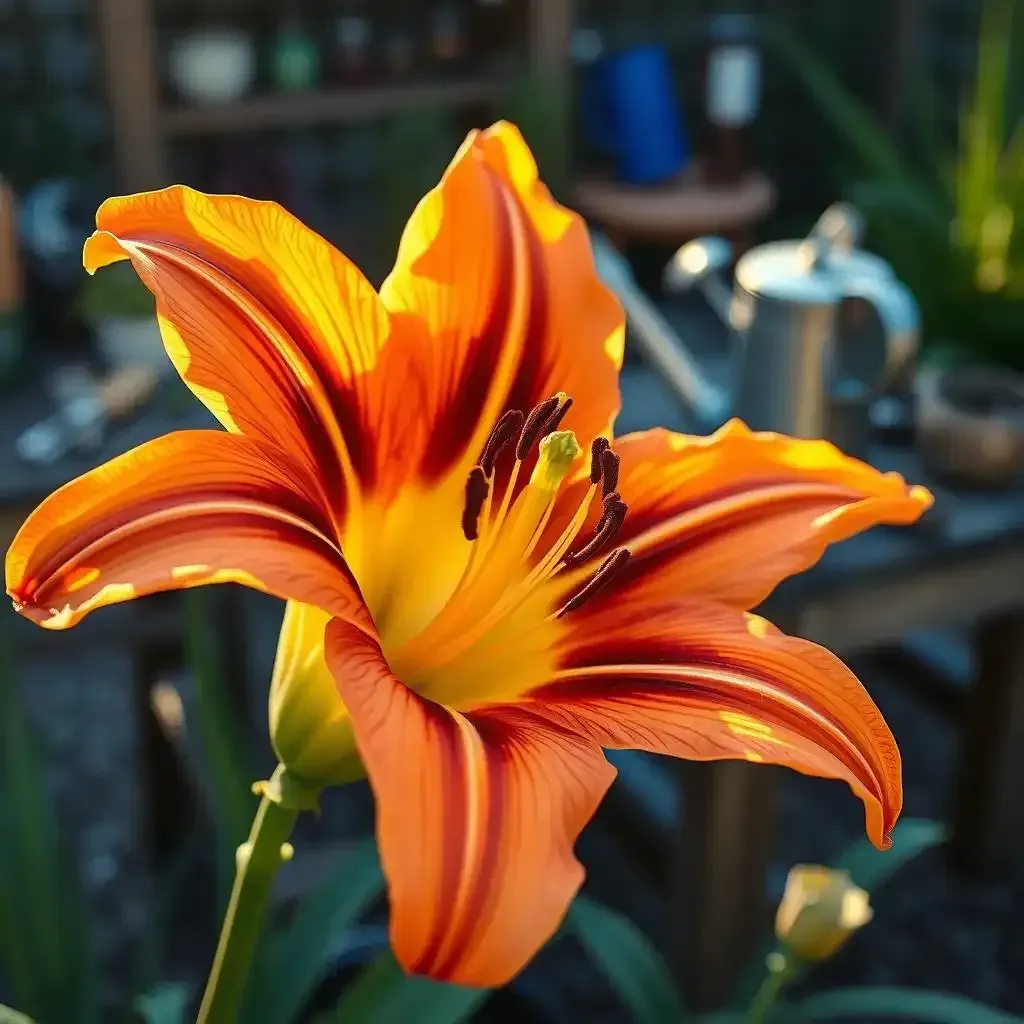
[{"left": 915, "top": 364, "right": 1024, "bottom": 488}]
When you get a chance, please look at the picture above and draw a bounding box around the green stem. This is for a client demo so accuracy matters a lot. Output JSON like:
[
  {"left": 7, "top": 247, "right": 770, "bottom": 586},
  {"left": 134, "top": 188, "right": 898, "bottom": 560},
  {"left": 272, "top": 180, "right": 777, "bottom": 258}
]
[
  {"left": 747, "top": 955, "right": 798, "bottom": 1024},
  {"left": 197, "top": 766, "right": 308, "bottom": 1024}
]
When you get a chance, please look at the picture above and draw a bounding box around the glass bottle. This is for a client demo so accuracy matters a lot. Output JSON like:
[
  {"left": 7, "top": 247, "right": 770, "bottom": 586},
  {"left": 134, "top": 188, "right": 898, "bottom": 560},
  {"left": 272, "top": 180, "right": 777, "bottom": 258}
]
[
  {"left": 270, "top": 9, "right": 320, "bottom": 93},
  {"left": 703, "top": 13, "right": 761, "bottom": 185}
]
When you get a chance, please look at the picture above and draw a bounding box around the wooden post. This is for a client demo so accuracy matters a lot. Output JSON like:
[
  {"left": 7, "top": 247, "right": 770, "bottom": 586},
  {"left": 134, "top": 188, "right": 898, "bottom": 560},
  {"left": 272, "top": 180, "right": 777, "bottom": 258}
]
[
  {"left": 673, "top": 761, "right": 779, "bottom": 1011},
  {"left": 94, "top": 0, "right": 166, "bottom": 191},
  {"left": 951, "top": 610, "right": 1024, "bottom": 874}
]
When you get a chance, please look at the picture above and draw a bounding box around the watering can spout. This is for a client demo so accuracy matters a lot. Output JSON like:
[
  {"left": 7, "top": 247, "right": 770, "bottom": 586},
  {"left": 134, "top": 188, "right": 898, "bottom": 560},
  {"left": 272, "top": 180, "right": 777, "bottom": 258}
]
[
  {"left": 664, "top": 237, "right": 735, "bottom": 325},
  {"left": 591, "top": 232, "right": 730, "bottom": 429}
]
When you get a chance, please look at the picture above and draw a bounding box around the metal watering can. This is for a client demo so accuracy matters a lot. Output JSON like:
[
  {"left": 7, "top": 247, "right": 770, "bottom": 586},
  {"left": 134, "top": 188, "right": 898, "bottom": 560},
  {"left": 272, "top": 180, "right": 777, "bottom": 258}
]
[{"left": 665, "top": 204, "right": 919, "bottom": 455}]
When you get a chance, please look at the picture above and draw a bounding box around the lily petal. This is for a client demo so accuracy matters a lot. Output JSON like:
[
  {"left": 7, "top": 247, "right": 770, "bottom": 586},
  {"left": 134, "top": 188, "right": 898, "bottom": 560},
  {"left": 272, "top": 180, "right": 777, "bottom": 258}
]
[
  {"left": 530, "top": 599, "right": 900, "bottom": 849},
  {"left": 7, "top": 431, "right": 372, "bottom": 633},
  {"left": 380, "top": 121, "right": 624, "bottom": 484},
  {"left": 325, "top": 618, "right": 616, "bottom": 987},
  {"left": 542, "top": 421, "right": 932, "bottom": 609},
  {"left": 83, "top": 187, "right": 412, "bottom": 507}
]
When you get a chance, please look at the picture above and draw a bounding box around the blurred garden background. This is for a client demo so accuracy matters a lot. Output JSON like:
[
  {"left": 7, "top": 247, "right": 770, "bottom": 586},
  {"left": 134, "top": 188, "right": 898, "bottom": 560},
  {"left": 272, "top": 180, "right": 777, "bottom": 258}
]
[{"left": 1, "top": 0, "right": 1024, "bottom": 1022}]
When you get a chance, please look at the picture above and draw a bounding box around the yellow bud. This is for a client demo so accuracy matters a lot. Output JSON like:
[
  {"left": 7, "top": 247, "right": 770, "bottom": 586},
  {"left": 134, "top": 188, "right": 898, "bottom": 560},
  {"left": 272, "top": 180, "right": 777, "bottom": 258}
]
[
  {"left": 269, "top": 600, "right": 365, "bottom": 788},
  {"left": 774, "top": 865, "right": 873, "bottom": 962},
  {"left": 531, "top": 429, "right": 581, "bottom": 492}
]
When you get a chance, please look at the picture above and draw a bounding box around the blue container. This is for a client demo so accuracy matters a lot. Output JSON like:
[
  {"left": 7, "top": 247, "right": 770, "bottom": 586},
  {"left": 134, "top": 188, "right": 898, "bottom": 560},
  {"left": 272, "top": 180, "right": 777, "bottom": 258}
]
[{"left": 583, "top": 44, "right": 689, "bottom": 184}]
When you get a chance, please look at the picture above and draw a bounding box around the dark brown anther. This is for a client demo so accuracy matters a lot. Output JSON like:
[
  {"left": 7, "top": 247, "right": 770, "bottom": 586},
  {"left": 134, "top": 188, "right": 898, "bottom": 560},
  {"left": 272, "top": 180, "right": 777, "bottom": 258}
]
[
  {"left": 542, "top": 396, "right": 573, "bottom": 434},
  {"left": 557, "top": 548, "right": 632, "bottom": 617},
  {"left": 600, "top": 449, "right": 620, "bottom": 497},
  {"left": 595, "top": 491, "right": 622, "bottom": 531},
  {"left": 461, "top": 466, "right": 490, "bottom": 541},
  {"left": 516, "top": 396, "right": 560, "bottom": 460},
  {"left": 480, "top": 409, "right": 525, "bottom": 476},
  {"left": 589, "top": 437, "right": 610, "bottom": 484},
  {"left": 567, "top": 495, "right": 627, "bottom": 566}
]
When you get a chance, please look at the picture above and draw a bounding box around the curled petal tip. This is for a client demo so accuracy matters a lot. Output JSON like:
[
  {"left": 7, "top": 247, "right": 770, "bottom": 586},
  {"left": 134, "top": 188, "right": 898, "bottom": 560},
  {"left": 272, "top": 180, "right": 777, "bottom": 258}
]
[
  {"left": 82, "top": 229, "right": 128, "bottom": 274},
  {"left": 909, "top": 484, "right": 934, "bottom": 509}
]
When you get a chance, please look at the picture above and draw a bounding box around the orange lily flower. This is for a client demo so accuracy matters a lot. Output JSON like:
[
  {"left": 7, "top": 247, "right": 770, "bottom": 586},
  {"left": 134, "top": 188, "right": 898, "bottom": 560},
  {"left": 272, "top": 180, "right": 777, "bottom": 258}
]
[{"left": 6, "top": 123, "right": 931, "bottom": 988}]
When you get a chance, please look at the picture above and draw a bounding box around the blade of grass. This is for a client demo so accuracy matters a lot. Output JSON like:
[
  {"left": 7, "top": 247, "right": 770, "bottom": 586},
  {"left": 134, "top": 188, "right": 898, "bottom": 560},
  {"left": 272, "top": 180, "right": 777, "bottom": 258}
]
[
  {"left": 245, "top": 838, "right": 384, "bottom": 1024},
  {"left": 569, "top": 894, "right": 686, "bottom": 1024},
  {"left": 762, "top": 19, "right": 912, "bottom": 186},
  {"left": 0, "top": 616, "right": 99, "bottom": 1024},
  {"left": 1001, "top": 119, "right": 1024, "bottom": 286},
  {"left": 323, "top": 950, "right": 490, "bottom": 1024},
  {"left": 955, "top": 0, "right": 1016, "bottom": 249}
]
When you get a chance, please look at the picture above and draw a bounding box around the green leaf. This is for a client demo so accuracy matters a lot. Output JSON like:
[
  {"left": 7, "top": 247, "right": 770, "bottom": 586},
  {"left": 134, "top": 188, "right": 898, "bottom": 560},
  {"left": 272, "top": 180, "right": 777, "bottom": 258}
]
[
  {"left": 729, "top": 819, "right": 947, "bottom": 1011},
  {"left": 0, "top": 1004, "right": 38, "bottom": 1024},
  {"left": 833, "top": 818, "right": 948, "bottom": 889},
  {"left": 0, "top": 619, "right": 99, "bottom": 1024},
  {"left": 244, "top": 838, "right": 385, "bottom": 1024},
  {"left": 568, "top": 894, "right": 686, "bottom": 1024},
  {"left": 850, "top": 181, "right": 950, "bottom": 243},
  {"left": 785, "top": 986, "right": 1024, "bottom": 1023},
  {"left": 133, "top": 983, "right": 191, "bottom": 1024},
  {"left": 322, "top": 950, "right": 491, "bottom": 1024}
]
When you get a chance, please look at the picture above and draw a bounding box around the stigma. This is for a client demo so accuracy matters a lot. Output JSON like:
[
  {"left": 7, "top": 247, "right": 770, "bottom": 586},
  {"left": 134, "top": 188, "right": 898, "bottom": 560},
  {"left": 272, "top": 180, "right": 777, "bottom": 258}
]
[{"left": 532, "top": 431, "right": 582, "bottom": 492}]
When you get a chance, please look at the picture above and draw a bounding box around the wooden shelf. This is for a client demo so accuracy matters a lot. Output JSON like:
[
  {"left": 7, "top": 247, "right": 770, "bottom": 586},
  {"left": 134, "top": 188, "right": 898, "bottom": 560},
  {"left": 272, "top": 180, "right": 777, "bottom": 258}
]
[{"left": 161, "top": 76, "right": 506, "bottom": 136}]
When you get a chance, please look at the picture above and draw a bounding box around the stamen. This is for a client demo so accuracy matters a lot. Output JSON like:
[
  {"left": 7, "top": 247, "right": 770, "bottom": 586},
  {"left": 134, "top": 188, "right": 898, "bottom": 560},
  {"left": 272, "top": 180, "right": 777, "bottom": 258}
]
[
  {"left": 516, "top": 396, "right": 560, "bottom": 459},
  {"left": 480, "top": 409, "right": 525, "bottom": 477},
  {"left": 566, "top": 496, "right": 627, "bottom": 566},
  {"left": 590, "top": 437, "right": 610, "bottom": 484},
  {"left": 542, "top": 396, "right": 573, "bottom": 434},
  {"left": 461, "top": 466, "right": 490, "bottom": 541},
  {"left": 557, "top": 548, "right": 632, "bottom": 617},
  {"left": 601, "top": 449, "right": 620, "bottom": 497},
  {"left": 596, "top": 491, "right": 622, "bottom": 531}
]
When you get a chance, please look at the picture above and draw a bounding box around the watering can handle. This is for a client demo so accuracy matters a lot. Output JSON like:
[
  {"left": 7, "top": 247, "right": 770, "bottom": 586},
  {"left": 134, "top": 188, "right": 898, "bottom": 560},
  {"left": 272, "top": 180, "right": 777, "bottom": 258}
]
[{"left": 842, "top": 275, "right": 919, "bottom": 389}]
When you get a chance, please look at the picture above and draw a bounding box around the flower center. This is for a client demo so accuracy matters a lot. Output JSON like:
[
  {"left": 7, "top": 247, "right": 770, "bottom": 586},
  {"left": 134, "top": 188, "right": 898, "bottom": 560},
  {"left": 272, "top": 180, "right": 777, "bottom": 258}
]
[{"left": 386, "top": 394, "right": 630, "bottom": 708}]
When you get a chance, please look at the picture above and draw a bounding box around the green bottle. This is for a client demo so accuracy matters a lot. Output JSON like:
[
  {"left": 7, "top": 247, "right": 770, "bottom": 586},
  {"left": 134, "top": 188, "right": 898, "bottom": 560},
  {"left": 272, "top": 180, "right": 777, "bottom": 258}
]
[{"left": 271, "top": 12, "right": 320, "bottom": 92}]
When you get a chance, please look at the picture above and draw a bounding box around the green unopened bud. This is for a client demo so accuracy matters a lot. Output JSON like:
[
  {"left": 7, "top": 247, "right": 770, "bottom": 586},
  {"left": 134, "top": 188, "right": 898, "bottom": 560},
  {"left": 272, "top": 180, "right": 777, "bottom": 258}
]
[
  {"left": 269, "top": 600, "right": 365, "bottom": 788},
  {"left": 774, "top": 865, "right": 873, "bottom": 962}
]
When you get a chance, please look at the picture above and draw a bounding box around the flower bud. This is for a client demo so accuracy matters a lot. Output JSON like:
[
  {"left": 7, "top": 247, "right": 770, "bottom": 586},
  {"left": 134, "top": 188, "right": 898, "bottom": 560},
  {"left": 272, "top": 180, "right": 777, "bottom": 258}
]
[
  {"left": 774, "top": 865, "right": 873, "bottom": 962},
  {"left": 269, "top": 600, "right": 364, "bottom": 787}
]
